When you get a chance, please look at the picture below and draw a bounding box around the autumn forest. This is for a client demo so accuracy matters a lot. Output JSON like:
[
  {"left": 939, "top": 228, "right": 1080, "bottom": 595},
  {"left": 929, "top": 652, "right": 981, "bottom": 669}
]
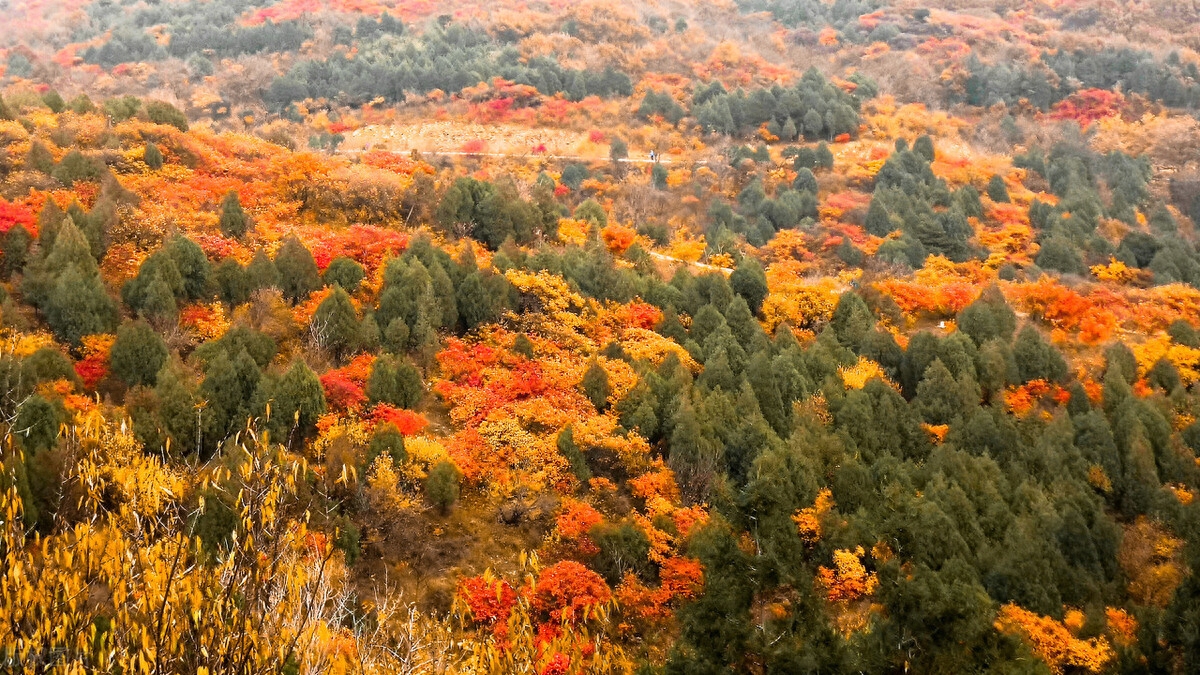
[{"left": 0, "top": 0, "right": 1199, "bottom": 673}]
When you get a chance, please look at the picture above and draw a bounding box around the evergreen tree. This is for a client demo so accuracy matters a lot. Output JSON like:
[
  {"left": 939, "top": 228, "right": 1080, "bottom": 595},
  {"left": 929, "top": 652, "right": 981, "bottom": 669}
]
[
  {"left": 365, "top": 424, "right": 407, "bottom": 469},
  {"left": 456, "top": 271, "right": 492, "bottom": 330},
  {"left": 23, "top": 218, "right": 118, "bottom": 346},
  {"left": 266, "top": 360, "right": 326, "bottom": 445},
  {"left": 218, "top": 190, "right": 248, "bottom": 239},
  {"left": 110, "top": 321, "right": 168, "bottom": 388},
  {"left": 986, "top": 174, "right": 1010, "bottom": 202},
  {"left": 214, "top": 258, "right": 250, "bottom": 307},
  {"left": 656, "top": 306, "right": 689, "bottom": 344},
  {"left": 746, "top": 350, "right": 788, "bottom": 435},
  {"left": 1036, "top": 236, "right": 1085, "bottom": 275},
  {"left": 153, "top": 360, "right": 200, "bottom": 455},
  {"left": 913, "top": 135, "right": 936, "bottom": 162},
  {"left": 1013, "top": 325, "right": 1068, "bottom": 383},
  {"left": 957, "top": 284, "right": 1017, "bottom": 345},
  {"left": 41, "top": 90, "right": 65, "bottom": 113},
  {"left": 200, "top": 350, "right": 260, "bottom": 447},
  {"left": 164, "top": 235, "right": 211, "bottom": 301},
  {"left": 366, "top": 355, "right": 423, "bottom": 409},
  {"left": 245, "top": 250, "right": 281, "bottom": 291},
  {"left": 274, "top": 236, "right": 321, "bottom": 303},
  {"left": 14, "top": 394, "right": 61, "bottom": 453},
  {"left": 312, "top": 285, "right": 360, "bottom": 361},
  {"left": 322, "top": 256, "right": 365, "bottom": 293},
  {"left": 652, "top": 163, "right": 668, "bottom": 190},
  {"left": 581, "top": 359, "right": 611, "bottom": 411},
  {"left": 557, "top": 425, "right": 592, "bottom": 482},
  {"left": 2, "top": 225, "right": 32, "bottom": 279},
  {"left": 830, "top": 291, "right": 876, "bottom": 351},
  {"left": 144, "top": 141, "right": 164, "bottom": 170},
  {"left": 729, "top": 256, "right": 768, "bottom": 314},
  {"left": 426, "top": 460, "right": 460, "bottom": 514},
  {"left": 865, "top": 198, "right": 894, "bottom": 236}
]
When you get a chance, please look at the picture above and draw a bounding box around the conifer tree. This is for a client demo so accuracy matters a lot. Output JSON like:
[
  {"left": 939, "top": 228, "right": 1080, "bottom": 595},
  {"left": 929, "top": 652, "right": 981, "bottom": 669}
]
[
  {"left": 274, "top": 236, "right": 321, "bottom": 303},
  {"left": 729, "top": 256, "right": 768, "bottom": 314},
  {"left": 986, "top": 174, "right": 1010, "bottom": 202},
  {"left": 557, "top": 425, "right": 592, "bottom": 482},
  {"left": 366, "top": 355, "right": 423, "bottom": 409},
  {"left": 322, "top": 256, "right": 365, "bottom": 293},
  {"left": 218, "top": 190, "right": 248, "bottom": 238},
  {"left": 110, "top": 321, "right": 168, "bottom": 388},
  {"left": 266, "top": 359, "right": 326, "bottom": 445},
  {"left": 246, "top": 250, "right": 281, "bottom": 291},
  {"left": 426, "top": 461, "right": 460, "bottom": 514},
  {"left": 312, "top": 284, "right": 359, "bottom": 361},
  {"left": 830, "top": 291, "right": 876, "bottom": 351},
  {"left": 581, "top": 359, "right": 611, "bottom": 411},
  {"left": 144, "top": 141, "right": 163, "bottom": 170}
]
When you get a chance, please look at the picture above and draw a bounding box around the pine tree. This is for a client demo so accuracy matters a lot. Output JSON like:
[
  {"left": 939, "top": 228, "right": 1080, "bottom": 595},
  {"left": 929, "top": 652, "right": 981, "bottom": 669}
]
[
  {"left": 110, "top": 321, "right": 168, "bottom": 388},
  {"left": 865, "top": 198, "right": 893, "bottom": 236},
  {"left": 25, "top": 218, "right": 119, "bottom": 347},
  {"left": 986, "top": 174, "right": 1010, "bottom": 203},
  {"left": 456, "top": 271, "right": 492, "bottom": 330},
  {"left": 154, "top": 360, "right": 199, "bottom": 456},
  {"left": 656, "top": 306, "right": 689, "bottom": 344},
  {"left": 144, "top": 141, "right": 163, "bottom": 170},
  {"left": 746, "top": 350, "right": 788, "bottom": 435},
  {"left": 218, "top": 190, "right": 248, "bottom": 238},
  {"left": 214, "top": 258, "right": 250, "bottom": 307},
  {"left": 274, "top": 236, "right": 321, "bottom": 303},
  {"left": 383, "top": 318, "right": 410, "bottom": 354},
  {"left": 200, "top": 350, "right": 260, "bottom": 447},
  {"left": 2, "top": 225, "right": 32, "bottom": 279},
  {"left": 312, "top": 284, "right": 360, "bottom": 361},
  {"left": 729, "top": 256, "right": 768, "bottom": 314},
  {"left": 165, "top": 235, "right": 211, "bottom": 300},
  {"left": 366, "top": 424, "right": 407, "bottom": 469},
  {"left": 14, "top": 394, "right": 61, "bottom": 453},
  {"left": 245, "top": 250, "right": 280, "bottom": 291},
  {"left": 322, "top": 256, "right": 365, "bottom": 293},
  {"left": 426, "top": 461, "right": 460, "bottom": 514},
  {"left": 957, "top": 284, "right": 1016, "bottom": 345},
  {"left": 266, "top": 360, "right": 326, "bottom": 445},
  {"left": 427, "top": 261, "right": 458, "bottom": 329},
  {"left": 557, "top": 425, "right": 592, "bottom": 482},
  {"left": 581, "top": 359, "right": 611, "bottom": 411},
  {"left": 1013, "top": 325, "right": 1068, "bottom": 383},
  {"left": 830, "top": 291, "right": 876, "bottom": 351},
  {"left": 366, "top": 355, "right": 423, "bottom": 408}
]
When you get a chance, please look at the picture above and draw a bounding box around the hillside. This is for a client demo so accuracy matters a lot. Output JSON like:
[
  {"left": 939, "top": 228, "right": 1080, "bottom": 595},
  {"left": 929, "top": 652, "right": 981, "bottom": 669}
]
[{"left": 1, "top": 1, "right": 1199, "bottom": 673}]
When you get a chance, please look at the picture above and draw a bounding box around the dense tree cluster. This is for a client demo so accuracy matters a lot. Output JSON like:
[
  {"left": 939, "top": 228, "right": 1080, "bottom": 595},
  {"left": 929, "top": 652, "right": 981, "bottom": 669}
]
[
  {"left": 693, "top": 68, "right": 864, "bottom": 141},
  {"left": 266, "top": 22, "right": 633, "bottom": 109},
  {"left": 961, "top": 47, "right": 1200, "bottom": 110}
]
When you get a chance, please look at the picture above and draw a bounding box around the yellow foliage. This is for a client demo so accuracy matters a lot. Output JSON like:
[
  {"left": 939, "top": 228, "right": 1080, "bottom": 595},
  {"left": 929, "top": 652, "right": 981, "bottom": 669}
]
[
  {"left": 1091, "top": 257, "right": 1137, "bottom": 284},
  {"left": 665, "top": 231, "right": 706, "bottom": 263},
  {"left": 995, "top": 604, "right": 1115, "bottom": 674},
  {"left": 838, "top": 357, "right": 893, "bottom": 390},
  {"left": 761, "top": 271, "right": 842, "bottom": 333},
  {"left": 1132, "top": 335, "right": 1200, "bottom": 386}
]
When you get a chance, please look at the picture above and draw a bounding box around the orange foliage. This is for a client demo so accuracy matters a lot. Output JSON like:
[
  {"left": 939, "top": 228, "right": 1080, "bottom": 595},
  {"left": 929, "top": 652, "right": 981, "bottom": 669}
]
[
  {"left": 1105, "top": 608, "right": 1138, "bottom": 647},
  {"left": 1048, "top": 89, "right": 1125, "bottom": 127},
  {"left": 556, "top": 498, "right": 603, "bottom": 540},
  {"left": 531, "top": 561, "right": 612, "bottom": 623},
  {"left": 600, "top": 223, "right": 636, "bottom": 255},
  {"left": 369, "top": 404, "right": 428, "bottom": 435},
  {"left": 994, "top": 604, "right": 1115, "bottom": 674},
  {"left": 792, "top": 488, "right": 834, "bottom": 545}
]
